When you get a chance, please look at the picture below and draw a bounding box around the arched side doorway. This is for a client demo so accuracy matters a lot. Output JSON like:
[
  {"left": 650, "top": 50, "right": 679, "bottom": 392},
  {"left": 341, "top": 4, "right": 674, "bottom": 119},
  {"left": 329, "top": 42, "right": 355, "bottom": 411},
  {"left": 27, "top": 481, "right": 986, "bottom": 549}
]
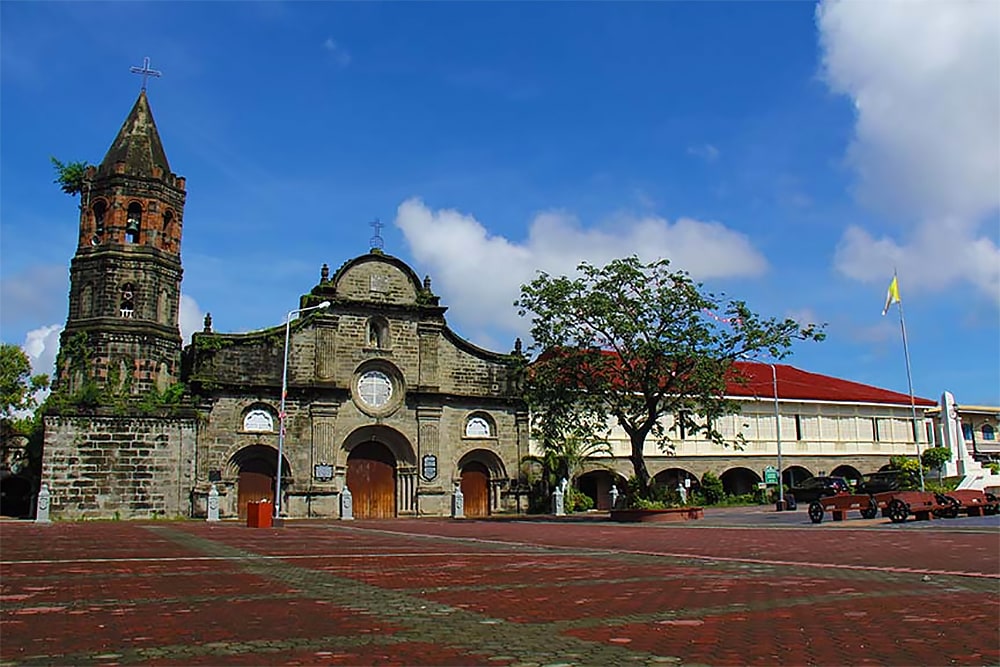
[
  {"left": 720, "top": 467, "right": 761, "bottom": 496},
  {"left": 348, "top": 441, "right": 396, "bottom": 519},
  {"left": 652, "top": 468, "right": 700, "bottom": 497},
  {"left": 457, "top": 449, "right": 508, "bottom": 517},
  {"left": 831, "top": 464, "right": 862, "bottom": 486},
  {"left": 577, "top": 469, "right": 627, "bottom": 510},
  {"left": 783, "top": 465, "right": 812, "bottom": 488},
  {"left": 461, "top": 462, "right": 490, "bottom": 517},
  {"left": 228, "top": 444, "right": 286, "bottom": 520}
]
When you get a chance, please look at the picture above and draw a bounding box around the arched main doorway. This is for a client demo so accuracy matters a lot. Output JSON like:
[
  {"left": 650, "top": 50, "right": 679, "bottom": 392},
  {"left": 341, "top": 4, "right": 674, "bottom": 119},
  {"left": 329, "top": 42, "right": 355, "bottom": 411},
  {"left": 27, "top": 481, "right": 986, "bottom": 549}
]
[
  {"left": 347, "top": 441, "right": 396, "bottom": 519},
  {"left": 229, "top": 444, "right": 285, "bottom": 520},
  {"left": 460, "top": 462, "right": 490, "bottom": 517}
]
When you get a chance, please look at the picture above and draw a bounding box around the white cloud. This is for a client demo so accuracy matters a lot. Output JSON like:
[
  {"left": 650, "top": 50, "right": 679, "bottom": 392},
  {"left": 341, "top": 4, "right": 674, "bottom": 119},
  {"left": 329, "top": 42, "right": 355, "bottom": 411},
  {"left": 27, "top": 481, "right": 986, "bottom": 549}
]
[
  {"left": 22, "top": 324, "right": 62, "bottom": 378},
  {"left": 687, "top": 144, "right": 720, "bottom": 162},
  {"left": 395, "top": 198, "right": 767, "bottom": 345},
  {"left": 179, "top": 293, "right": 205, "bottom": 345},
  {"left": 322, "top": 37, "right": 351, "bottom": 68},
  {"left": 817, "top": 0, "right": 1000, "bottom": 299}
]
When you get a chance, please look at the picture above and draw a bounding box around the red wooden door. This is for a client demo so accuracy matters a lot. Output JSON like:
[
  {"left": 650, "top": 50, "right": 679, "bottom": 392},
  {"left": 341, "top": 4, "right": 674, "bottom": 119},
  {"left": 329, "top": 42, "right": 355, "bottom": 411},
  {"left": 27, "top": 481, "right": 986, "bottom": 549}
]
[
  {"left": 461, "top": 463, "right": 490, "bottom": 517},
  {"left": 238, "top": 471, "right": 273, "bottom": 520},
  {"left": 347, "top": 442, "right": 396, "bottom": 519}
]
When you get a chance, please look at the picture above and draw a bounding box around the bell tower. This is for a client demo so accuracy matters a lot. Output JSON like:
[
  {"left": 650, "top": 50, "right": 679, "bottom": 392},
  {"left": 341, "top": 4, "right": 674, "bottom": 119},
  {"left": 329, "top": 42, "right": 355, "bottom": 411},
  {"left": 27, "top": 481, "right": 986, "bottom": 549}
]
[{"left": 56, "top": 88, "right": 187, "bottom": 397}]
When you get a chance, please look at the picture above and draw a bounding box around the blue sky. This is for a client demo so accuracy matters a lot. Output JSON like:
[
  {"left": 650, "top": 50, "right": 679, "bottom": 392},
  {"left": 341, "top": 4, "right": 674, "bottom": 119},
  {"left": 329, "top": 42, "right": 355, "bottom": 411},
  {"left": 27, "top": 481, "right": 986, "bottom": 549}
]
[{"left": 2, "top": 1, "right": 998, "bottom": 405}]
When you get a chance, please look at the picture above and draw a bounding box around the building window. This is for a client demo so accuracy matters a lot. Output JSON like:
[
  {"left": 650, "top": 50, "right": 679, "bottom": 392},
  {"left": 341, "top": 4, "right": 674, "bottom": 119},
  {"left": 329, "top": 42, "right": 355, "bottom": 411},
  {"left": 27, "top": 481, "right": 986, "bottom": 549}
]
[
  {"left": 120, "top": 283, "right": 135, "bottom": 318},
  {"left": 93, "top": 200, "right": 107, "bottom": 235},
  {"left": 243, "top": 408, "right": 275, "bottom": 432},
  {"left": 465, "top": 415, "right": 492, "bottom": 438},
  {"left": 357, "top": 370, "right": 392, "bottom": 408},
  {"left": 872, "top": 417, "right": 881, "bottom": 442},
  {"left": 794, "top": 415, "right": 803, "bottom": 441},
  {"left": 962, "top": 423, "right": 974, "bottom": 441},
  {"left": 125, "top": 203, "right": 142, "bottom": 243},
  {"left": 984, "top": 425, "right": 996, "bottom": 441}
]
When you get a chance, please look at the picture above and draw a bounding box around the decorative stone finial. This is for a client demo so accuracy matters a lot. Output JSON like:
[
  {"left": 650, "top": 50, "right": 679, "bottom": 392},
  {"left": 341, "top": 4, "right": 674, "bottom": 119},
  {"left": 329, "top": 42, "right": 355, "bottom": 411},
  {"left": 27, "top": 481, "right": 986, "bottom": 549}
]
[
  {"left": 513, "top": 337, "right": 523, "bottom": 355},
  {"left": 203, "top": 313, "right": 213, "bottom": 333},
  {"left": 321, "top": 263, "right": 330, "bottom": 282},
  {"left": 423, "top": 275, "right": 432, "bottom": 291}
]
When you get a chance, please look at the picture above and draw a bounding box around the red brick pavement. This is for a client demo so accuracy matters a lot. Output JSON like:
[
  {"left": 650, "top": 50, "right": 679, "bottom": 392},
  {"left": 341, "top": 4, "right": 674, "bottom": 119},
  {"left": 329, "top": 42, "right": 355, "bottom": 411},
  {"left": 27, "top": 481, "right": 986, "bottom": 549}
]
[{"left": 2, "top": 517, "right": 997, "bottom": 666}]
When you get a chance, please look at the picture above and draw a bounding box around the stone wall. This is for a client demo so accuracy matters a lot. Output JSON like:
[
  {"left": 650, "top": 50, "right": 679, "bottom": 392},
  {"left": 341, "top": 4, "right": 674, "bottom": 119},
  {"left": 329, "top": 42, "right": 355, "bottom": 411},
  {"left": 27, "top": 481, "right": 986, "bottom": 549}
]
[{"left": 42, "top": 412, "right": 196, "bottom": 519}]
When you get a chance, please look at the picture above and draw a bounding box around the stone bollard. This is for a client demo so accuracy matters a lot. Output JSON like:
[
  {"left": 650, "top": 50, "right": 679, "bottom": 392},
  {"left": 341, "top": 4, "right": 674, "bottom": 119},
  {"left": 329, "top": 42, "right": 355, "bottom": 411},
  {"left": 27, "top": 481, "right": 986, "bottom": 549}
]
[
  {"left": 452, "top": 485, "right": 465, "bottom": 518},
  {"left": 35, "top": 483, "right": 51, "bottom": 523},
  {"left": 552, "top": 487, "right": 565, "bottom": 516},
  {"left": 609, "top": 485, "right": 619, "bottom": 510},
  {"left": 340, "top": 486, "right": 354, "bottom": 521},
  {"left": 207, "top": 483, "right": 220, "bottom": 522}
]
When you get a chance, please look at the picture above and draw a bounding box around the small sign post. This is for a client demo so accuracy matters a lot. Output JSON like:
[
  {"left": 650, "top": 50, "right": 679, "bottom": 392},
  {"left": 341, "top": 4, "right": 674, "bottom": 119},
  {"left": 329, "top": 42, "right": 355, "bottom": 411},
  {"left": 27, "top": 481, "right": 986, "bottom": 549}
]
[{"left": 763, "top": 466, "right": 779, "bottom": 486}]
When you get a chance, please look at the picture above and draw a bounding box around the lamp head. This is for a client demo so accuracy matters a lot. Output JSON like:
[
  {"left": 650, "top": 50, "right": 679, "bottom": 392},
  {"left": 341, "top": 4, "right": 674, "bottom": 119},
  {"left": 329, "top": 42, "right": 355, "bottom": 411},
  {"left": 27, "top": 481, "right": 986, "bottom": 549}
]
[{"left": 318, "top": 301, "right": 331, "bottom": 309}]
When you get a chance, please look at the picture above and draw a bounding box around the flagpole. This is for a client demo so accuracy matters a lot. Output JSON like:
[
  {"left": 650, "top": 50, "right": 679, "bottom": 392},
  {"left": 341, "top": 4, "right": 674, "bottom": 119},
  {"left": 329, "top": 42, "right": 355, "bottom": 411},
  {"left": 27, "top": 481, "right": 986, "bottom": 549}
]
[{"left": 893, "top": 275, "right": 925, "bottom": 492}]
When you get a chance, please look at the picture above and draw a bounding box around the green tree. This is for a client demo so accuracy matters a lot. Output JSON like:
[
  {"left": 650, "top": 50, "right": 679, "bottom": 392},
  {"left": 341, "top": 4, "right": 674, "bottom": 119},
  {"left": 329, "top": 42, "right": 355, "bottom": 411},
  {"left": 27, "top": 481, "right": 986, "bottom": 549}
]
[
  {"left": 50, "top": 157, "right": 90, "bottom": 198},
  {"left": 516, "top": 256, "right": 824, "bottom": 496},
  {"left": 920, "top": 446, "right": 953, "bottom": 481},
  {"left": 1, "top": 344, "right": 49, "bottom": 420}
]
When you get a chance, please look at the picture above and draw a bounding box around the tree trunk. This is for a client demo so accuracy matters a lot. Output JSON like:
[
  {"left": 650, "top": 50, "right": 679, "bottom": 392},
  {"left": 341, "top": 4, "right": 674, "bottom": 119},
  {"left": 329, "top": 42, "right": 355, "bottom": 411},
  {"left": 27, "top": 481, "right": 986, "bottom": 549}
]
[{"left": 629, "top": 433, "right": 652, "bottom": 494}]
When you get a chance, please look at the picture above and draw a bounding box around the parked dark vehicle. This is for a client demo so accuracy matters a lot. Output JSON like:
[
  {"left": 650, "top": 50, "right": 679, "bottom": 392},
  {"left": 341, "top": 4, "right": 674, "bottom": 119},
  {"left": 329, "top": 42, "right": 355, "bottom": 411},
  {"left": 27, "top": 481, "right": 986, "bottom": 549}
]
[
  {"left": 787, "top": 476, "right": 849, "bottom": 507},
  {"left": 856, "top": 470, "right": 919, "bottom": 495}
]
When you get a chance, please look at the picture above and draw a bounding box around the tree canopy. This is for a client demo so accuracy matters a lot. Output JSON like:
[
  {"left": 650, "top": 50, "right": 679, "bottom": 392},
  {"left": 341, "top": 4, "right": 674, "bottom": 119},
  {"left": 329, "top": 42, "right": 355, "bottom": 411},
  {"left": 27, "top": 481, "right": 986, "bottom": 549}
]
[
  {"left": 516, "top": 256, "right": 824, "bottom": 494},
  {"left": 50, "top": 157, "right": 90, "bottom": 198},
  {"left": 1, "top": 343, "right": 49, "bottom": 422}
]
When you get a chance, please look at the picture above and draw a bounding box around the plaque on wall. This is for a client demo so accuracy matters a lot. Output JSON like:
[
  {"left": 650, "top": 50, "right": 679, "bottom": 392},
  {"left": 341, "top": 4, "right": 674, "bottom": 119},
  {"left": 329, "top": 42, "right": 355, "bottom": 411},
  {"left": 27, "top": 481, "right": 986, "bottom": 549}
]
[
  {"left": 314, "top": 464, "right": 334, "bottom": 481},
  {"left": 421, "top": 454, "right": 438, "bottom": 482},
  {"left": 208, "top": 469, "right": 222, "bottom": 482}
]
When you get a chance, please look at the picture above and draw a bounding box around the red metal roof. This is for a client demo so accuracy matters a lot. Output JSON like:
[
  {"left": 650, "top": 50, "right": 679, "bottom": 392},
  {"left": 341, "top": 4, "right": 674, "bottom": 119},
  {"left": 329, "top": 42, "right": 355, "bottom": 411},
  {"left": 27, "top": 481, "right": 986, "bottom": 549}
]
[{"left": 729, "top": 361, "right": 936, "bottom": 406}]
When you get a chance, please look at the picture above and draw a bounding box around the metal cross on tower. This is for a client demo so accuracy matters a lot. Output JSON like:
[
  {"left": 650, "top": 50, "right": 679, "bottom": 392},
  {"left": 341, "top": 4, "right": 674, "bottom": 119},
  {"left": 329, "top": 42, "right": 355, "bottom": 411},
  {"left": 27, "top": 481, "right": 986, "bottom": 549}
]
[
  {"left": 130, "top": 56, "right": 162, "bottom": 91},
  {"left": 369, "top": 217, "right": 385, "bottom": 251}
]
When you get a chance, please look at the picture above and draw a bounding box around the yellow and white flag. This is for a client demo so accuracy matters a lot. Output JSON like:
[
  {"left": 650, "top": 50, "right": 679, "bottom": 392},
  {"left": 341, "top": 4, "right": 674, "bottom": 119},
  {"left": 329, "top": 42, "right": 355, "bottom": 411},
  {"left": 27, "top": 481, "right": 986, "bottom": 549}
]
[{"left": 881, "top": 276, "right": 900, "bottom": 316}]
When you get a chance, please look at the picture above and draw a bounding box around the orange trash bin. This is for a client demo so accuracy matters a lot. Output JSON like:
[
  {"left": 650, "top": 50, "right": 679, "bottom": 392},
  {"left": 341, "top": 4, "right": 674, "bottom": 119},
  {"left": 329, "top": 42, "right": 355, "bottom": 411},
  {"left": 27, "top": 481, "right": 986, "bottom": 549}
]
[{"left": 257, "top": 500, "right": 273, "bottom": 528}]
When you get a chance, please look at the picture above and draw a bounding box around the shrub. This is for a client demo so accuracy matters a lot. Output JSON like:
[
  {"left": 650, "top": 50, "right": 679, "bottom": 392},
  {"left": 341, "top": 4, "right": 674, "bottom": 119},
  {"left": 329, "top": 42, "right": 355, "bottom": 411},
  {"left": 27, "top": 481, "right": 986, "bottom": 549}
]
[
  {"left": 567, "top": 488, "right": 594, "bottom": 512},
  {"left": 699, "top": 471, "right": 724, "bottom": 505}
]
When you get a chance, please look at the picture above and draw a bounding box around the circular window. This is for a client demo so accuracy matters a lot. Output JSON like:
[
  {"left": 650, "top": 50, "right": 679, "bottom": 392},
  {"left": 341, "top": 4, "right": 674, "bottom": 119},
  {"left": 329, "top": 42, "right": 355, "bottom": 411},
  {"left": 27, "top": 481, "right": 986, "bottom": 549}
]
[{"left": 357, "top": 370, "right": 393, "bottom": 408}]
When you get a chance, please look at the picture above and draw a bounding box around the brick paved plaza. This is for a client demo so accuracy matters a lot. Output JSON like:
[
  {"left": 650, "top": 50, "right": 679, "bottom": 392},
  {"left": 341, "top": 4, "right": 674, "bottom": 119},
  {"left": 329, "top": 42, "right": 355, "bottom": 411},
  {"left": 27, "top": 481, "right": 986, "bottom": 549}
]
[{"left": 2, "top": 511, "right": 998, "bottom": 666}]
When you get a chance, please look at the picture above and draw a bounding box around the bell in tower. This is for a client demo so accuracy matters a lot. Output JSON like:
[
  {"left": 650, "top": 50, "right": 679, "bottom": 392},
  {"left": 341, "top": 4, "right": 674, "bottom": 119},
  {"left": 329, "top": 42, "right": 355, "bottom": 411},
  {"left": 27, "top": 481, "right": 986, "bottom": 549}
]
[{"left": 55, "top": 64, "right": 188, "bottom": 399}]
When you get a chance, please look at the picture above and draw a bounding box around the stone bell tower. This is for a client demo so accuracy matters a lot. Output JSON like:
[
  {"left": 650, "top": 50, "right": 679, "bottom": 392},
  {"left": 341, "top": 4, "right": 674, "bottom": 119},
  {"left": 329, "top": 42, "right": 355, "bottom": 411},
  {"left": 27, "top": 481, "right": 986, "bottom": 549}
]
[{"left": 55, "top": 88, "right": 187, "bottom": 397}]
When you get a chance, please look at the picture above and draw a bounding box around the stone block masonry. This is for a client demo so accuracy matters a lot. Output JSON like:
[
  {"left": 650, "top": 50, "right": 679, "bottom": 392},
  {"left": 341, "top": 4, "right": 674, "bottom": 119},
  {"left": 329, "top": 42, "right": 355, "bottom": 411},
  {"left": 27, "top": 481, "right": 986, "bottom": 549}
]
[{"left": 42, "top": 412, "right": 197, "bottom": 519}]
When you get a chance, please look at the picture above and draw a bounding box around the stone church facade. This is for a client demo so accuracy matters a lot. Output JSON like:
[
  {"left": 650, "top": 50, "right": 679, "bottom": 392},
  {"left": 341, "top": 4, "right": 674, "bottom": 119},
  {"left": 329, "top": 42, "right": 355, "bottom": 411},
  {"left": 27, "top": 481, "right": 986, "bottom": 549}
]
[{"left": 41, "top": 90, "right": 526, "bottom": 520}]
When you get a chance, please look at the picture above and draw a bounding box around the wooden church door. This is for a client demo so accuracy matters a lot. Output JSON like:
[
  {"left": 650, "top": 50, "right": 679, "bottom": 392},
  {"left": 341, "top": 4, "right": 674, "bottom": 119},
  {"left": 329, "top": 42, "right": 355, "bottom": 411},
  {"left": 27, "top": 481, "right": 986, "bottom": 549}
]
[
  {"left": 347, "top": 441, "right": 396, "bottom": 519},
  {"left": 461, "top": 462, "right": 490, "bottom": 517},
  {"left": 237, "top": 471, "right": 274, "bottom": 520}
]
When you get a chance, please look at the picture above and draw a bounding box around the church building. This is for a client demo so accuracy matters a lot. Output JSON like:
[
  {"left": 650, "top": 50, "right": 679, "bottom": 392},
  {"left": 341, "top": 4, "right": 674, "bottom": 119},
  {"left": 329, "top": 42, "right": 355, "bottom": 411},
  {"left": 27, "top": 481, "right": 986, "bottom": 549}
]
[{"left": 41, "top": 88, "right": 526, "bottom": 520}]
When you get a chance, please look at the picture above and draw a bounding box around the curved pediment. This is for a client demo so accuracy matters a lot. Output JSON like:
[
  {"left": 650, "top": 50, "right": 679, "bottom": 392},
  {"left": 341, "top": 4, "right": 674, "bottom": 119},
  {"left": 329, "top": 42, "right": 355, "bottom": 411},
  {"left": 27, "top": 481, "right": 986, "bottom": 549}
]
[{"left": 331, "top": 253, "right": 424, "bottom": 305}]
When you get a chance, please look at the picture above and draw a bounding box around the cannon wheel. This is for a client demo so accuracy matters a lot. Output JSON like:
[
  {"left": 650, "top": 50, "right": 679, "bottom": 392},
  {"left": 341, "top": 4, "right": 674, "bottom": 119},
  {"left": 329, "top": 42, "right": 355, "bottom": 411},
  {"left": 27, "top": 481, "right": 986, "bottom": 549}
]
[
  {"left": 888, "top": 499, "right": 909, "bottom": 523},
  {"left": 808, "top": 501, "right": 824, "bottom": 524},
  {"left": 936, "top": 495, "right": 960, "bottom": 519},
  {"left": 860, "top": 500, "right": 878, "bottom": 520}
]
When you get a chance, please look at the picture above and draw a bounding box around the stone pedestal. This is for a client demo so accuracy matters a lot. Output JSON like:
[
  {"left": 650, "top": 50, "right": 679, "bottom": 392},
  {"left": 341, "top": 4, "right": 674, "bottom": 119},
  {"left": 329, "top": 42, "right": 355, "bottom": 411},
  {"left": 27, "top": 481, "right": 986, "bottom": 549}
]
[
  {"left": 340, "top": 486, "right": 354, "bottom": 521},
  {"left": 35, "top": 483, "right": 51, "bottom": 523},
  {"left": 452, "top": 486, "right": 464, "bottom": 518},
  {"left": 552, "top": 488, "right": 565, "bottom": 516},
  {"left": 207, "top": 484, "right": 220, "bottom": 522}
]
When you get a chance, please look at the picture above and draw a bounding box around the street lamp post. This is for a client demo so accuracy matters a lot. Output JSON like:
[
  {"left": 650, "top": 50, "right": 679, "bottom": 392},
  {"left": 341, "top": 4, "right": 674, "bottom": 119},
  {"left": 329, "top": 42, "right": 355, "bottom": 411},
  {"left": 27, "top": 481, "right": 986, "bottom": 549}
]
[
  {"left": 275, "top": 300, "right": 331, "bottom": 519},
  {"left": 770, "top": 363, "right": 784, "bottom": 510}
]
